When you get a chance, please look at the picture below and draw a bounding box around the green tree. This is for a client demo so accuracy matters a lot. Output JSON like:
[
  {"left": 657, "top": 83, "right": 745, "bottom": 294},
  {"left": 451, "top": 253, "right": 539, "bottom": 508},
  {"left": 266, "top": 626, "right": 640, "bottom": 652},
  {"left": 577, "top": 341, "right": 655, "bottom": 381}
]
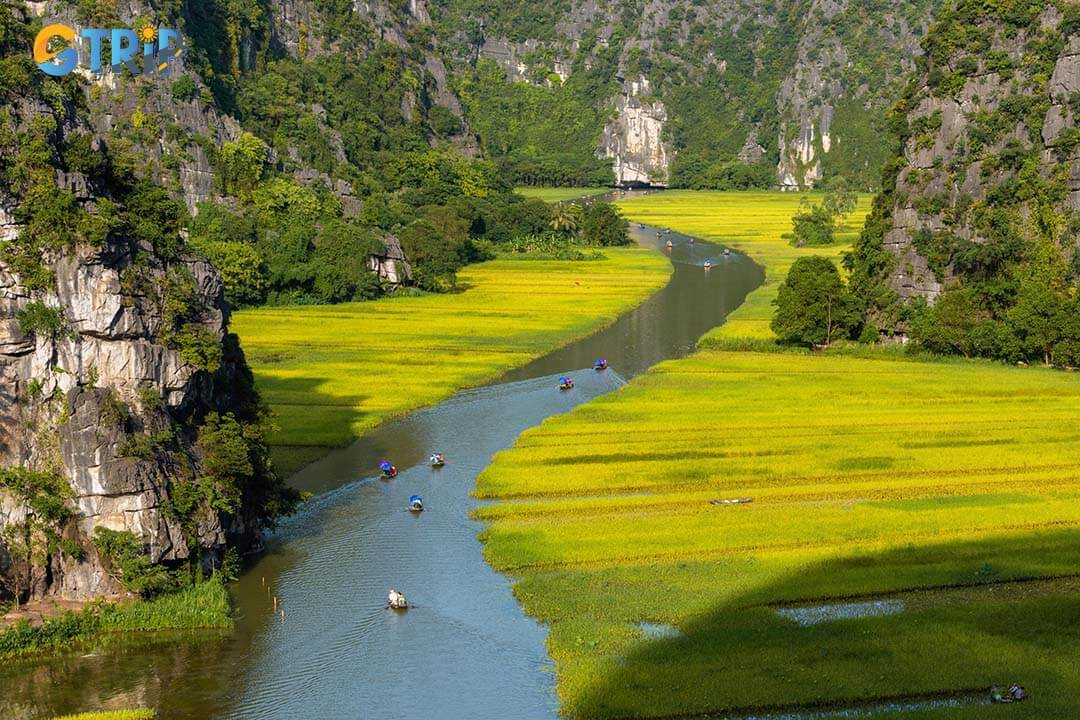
[
  {"left": 549, "top": 203, "right": 584, "bottom": 236},
  {"left": 1007, "top": 275, "right": 1067, "bottom": 365},
  {"left": 772, "top": 256, "right": 858, "bottom": 347},
  {"left": 398, "top": 219, "right": 465, "bottom": 291},
  {"left": 582, "top": 202, "right": 630, "bottom": 246},
  {"left": 219, "top": 132, "right": 269, "bottom": 199},
  {"left": 909, "top": 288, "right": 983, "bottom": 356}
]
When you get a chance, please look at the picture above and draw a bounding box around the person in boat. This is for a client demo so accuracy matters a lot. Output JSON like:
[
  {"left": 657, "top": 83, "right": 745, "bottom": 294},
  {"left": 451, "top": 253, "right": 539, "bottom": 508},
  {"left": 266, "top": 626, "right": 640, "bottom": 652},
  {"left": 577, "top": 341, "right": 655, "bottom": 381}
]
[
  {"left": 594, "top": 358, "right": 608, "bottom": 370},
  {"left": 409, "top": 495, "right": 424, "bottom": 512},
  {"left": 703, "top": 260, "right": 712, "bottom": 269},
  {"left": 665, "top": 239, "right": 673, "bottom": 248},
  {"left": 559, "top": 376, "right": 574, "bottom": 389},
  {"left": 430, "top": 452, "right": 445, "bottom": 466},
  {"left": 380, "top": 461, "right": 397, "bottom": 477},
  {"left": 388, "top": 588, "right": 407, "bottom": 609}
]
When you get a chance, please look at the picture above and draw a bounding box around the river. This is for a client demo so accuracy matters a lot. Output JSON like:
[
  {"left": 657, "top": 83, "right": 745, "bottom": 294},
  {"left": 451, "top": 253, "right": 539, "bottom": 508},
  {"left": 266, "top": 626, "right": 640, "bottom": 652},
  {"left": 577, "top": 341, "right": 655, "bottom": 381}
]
[{"left": 2, "top": 213, "right": 762, "bottom": 719}]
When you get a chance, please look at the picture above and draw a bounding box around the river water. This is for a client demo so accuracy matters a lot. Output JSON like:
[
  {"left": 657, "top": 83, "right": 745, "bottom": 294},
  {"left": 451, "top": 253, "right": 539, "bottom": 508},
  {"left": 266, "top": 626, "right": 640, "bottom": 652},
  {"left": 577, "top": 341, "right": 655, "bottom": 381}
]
[{"left": 2, "top": 218, "right": 762, "bottom": 719}]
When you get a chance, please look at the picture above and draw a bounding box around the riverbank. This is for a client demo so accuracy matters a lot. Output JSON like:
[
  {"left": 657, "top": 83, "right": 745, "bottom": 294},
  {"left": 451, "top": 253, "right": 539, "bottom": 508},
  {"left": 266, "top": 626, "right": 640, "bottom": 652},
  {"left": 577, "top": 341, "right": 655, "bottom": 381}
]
[
  {"left": 615, "top": 191, "right": 872, "bottom": 345},
  {"left": 476, "top": 191, "right": 1080, "bottom": 718},
  {"left": 233, "top": 249, "right": 672, "bottom": 475},
  {"left": 0, "top": 579, "right": 230, "bottom": 660}
]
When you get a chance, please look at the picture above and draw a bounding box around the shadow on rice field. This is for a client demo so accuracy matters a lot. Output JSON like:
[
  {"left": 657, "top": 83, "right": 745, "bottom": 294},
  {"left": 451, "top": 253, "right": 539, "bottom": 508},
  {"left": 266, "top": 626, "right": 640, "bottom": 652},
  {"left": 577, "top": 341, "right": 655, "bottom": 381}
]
[
  {"left": 570, "top": 534, "right": 1080, "bottom": 720},
  {"left": 476, "top": 349, "right": 1080, "bottom": 718}
]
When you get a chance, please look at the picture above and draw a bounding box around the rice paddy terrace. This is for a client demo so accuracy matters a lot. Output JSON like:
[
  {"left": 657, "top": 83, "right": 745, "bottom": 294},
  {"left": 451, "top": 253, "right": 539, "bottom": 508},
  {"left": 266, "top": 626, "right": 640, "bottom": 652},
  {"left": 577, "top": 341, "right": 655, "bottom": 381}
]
[{"left": 473, "top": 191, "right": 1080, "bottom": 719}]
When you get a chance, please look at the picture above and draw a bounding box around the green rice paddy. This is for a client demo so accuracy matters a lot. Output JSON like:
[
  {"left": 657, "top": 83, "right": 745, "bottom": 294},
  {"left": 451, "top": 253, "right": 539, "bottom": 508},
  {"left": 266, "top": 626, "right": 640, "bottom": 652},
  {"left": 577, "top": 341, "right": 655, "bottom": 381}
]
[
  {"left": 477, "top": 192, "right": 1080, "bottom": 719},
  {"left": 233, "top": 249, "right": 671, "bottom": 474},
  {"left": 514, "top": 186, "right": 611, "bottom": 202}
]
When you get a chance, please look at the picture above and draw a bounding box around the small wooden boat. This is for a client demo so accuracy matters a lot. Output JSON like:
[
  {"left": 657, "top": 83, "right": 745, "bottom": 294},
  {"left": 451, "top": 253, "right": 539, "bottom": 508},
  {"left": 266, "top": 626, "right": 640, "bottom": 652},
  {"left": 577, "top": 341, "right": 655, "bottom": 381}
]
[
  {"left": 703, "top": 261, "right": 712, "bottom": 269},
  {"left": 559, "top": 377, "right": 574, "bottom": 390},
  {"left": 379, "top": 461, "right": 397, "bottom": 478},
  {"left": 665, "top": 240, "right": 673, "bottom": 248},
  {"left": 723, "top": 248, "right": 732, "bottom": 256},
  {"left": 594, "top": 359, "right": 608, "bottom": 371},
  {"left": 409, "top": 495, "right": 425, "bottom": 512},
  {"left": 430, "top": 453, "right": 446, "bottom": 467}
]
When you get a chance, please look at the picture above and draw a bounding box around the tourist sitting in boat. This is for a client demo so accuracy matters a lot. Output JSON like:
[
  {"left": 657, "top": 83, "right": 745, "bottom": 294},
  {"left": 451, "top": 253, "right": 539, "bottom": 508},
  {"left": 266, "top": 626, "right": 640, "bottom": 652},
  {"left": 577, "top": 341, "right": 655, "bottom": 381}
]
[
  {"left": 379, "top": 461, "right": 397, "bottom": 478},
  {"left": 665, "top": 239, "right": 673, "bottom": 248},
  {"left": 409, "top": 495, "right": 424, "bottom": 512},
  {"left": 594, "top": 358, "right": 608, "bottom": 371},
  {"left": 559, "top": 377, "right": 574, "bottom": 390},
  {"left": 430, "top": 453, "right": 445, "bottom": 467},
  {"left": 388, "top": 588, "right": 408, "bottom": 609},
  {"left": 723, "top": 248, "right": 731, "bottom": 256},
  {"left": 704, "top": 260, "right": 712, "bottom": 269}
]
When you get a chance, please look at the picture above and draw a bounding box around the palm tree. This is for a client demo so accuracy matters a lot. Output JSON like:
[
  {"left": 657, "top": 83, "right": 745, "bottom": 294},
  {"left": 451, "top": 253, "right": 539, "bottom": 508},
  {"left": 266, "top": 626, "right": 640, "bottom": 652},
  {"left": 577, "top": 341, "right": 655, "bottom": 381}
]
[{"left": 550, "top": 203, "right": 584, "bottom": 236}]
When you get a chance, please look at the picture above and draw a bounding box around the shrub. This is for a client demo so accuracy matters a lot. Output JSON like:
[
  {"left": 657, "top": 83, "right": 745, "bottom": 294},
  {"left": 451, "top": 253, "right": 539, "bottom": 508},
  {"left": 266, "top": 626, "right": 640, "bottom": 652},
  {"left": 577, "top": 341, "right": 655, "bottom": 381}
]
[
  {"left": 92, "top": 527, "right": 174, "bottom": 597},
  {"left": 15, "top": 302, "right": 68, "bottom": 340}
]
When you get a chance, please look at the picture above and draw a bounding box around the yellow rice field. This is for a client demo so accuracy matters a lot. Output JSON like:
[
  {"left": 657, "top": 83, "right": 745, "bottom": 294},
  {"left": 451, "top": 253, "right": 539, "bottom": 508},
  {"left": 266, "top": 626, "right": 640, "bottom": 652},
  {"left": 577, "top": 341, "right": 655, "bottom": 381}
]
[
  {"left": 616, "top": 191, "right": 872, "bottom": 343},
  {"left": 476, "top": 351, "right": 1080, "bottom": 718},
  {"left": 233, "top": 249, "right": 671, "bottom": 474}
]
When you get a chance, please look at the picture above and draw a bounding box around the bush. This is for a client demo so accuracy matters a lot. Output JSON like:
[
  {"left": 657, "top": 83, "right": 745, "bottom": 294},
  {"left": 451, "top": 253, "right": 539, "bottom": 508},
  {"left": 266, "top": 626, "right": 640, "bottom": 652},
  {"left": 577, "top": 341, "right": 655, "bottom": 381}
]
[
  {"left": 171, "top": 75, "right": 198, "bottom": 103},
  {"left": 92, "top": 527, "right": 174, "bottom": 597},
  {"left": 15, "top": 302, "right": 68, "bottom": 340}
]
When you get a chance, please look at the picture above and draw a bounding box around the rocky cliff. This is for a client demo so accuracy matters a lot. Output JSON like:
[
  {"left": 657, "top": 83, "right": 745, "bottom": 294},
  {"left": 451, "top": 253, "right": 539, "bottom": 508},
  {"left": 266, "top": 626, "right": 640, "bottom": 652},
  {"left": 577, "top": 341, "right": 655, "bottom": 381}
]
[
  {"left": 433, "top": 0, "right": 939, "bottom": 188},
  {"left": 600, "top": 78, "right": 670, "bottom": 187},
  {"left": 0, "top": 3, "right": 293, "bottom": 603},
  {"left": 850, "top": 0, "right": 1080, "bottom": 321}
]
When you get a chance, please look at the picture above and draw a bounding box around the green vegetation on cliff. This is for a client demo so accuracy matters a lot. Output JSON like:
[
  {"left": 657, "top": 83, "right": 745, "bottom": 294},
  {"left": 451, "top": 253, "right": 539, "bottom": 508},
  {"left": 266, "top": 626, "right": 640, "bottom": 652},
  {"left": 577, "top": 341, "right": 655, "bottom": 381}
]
[{"left": 848, "top": 0, "right": 1080, "bottom": 365}]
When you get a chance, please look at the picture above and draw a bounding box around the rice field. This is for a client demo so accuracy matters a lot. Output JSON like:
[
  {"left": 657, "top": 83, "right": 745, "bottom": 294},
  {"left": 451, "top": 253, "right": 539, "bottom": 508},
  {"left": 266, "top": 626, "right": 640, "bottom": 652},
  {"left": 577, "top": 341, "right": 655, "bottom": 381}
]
[
  {"left": 233, "top": 249, "right": 671, "bottom": 474},
  {"left": 515, "top": 186, "right": 611, "bottom": 202},
  {"left": 476, "top": 350, "right": 1080, "bottom": 718},
  {"left": 616, "top": 191, "right": 872, "bottom": 344}
]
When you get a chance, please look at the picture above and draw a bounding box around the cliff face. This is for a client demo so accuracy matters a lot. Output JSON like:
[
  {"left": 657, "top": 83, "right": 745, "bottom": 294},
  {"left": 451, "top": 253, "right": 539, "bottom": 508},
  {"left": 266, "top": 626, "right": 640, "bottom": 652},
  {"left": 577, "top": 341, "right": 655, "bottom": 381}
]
[
  {"left": 853, "top": 0, "right": 1080, "bottom": 311},
  {"left": 434, "top": 0, "right": 939, "bottom": 188},
  {"left": 0, "top": 3, "right": 292, "bottom": 603},
  {"left": 600, "top": 78, "right": 670, "bottom": 187},
  {"left": 0, "top": 247, "right": 238, "bottom": 599}
]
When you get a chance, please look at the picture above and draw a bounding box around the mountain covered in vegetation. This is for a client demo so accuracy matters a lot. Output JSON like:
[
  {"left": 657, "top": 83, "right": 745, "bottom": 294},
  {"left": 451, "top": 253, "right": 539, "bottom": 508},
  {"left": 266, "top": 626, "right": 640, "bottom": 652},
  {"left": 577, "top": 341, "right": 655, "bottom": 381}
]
[
  {"left": 433, "top": 0, "right": 941, "bottom": 189},
  {"left": 849, "top": 0, "right": 1080, "bottom": 365}
]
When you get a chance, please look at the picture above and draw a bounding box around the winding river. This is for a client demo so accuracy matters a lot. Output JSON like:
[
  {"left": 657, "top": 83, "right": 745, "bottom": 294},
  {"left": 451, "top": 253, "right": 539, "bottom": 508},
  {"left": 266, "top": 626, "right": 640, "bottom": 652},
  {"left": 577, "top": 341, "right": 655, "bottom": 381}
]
[{"left": 2, "top": 213, "right": 762, "bottom": 719}]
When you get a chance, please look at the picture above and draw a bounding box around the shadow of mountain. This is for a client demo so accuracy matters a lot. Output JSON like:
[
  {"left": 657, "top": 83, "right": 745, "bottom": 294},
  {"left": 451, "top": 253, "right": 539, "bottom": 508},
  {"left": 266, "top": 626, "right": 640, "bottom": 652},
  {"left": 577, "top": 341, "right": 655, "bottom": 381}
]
[
  {"left": 573, "top": 530, "right": 1080, "bottom": 719},
  {"left": 253, "top": 373, "right": 369, "bottom": 478}
]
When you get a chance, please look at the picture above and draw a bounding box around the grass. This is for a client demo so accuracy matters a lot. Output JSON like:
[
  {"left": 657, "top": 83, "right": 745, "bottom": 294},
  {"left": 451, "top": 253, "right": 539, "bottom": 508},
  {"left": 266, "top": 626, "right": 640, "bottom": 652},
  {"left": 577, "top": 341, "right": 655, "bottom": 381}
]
[
  {"left": 233, "top": 249, "right": 671, "bottom": 475},
  {"left": 52, "top": 712, "right": 155, "bottom": 720},
  {"left": 477, "top": 191, "right": 1080, "bottom": 718},
  {"left": 615, "top": 190, "right": 872, "bottom": 344},
  {"left": 514, "top": 186, "right": 611, "bottom": 202},
  {"left": 476, "top": 351, "right": 1080, "bottom": 718},
  {"left": 0, "top": 579, "right": 231, "bottom": 659}
]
